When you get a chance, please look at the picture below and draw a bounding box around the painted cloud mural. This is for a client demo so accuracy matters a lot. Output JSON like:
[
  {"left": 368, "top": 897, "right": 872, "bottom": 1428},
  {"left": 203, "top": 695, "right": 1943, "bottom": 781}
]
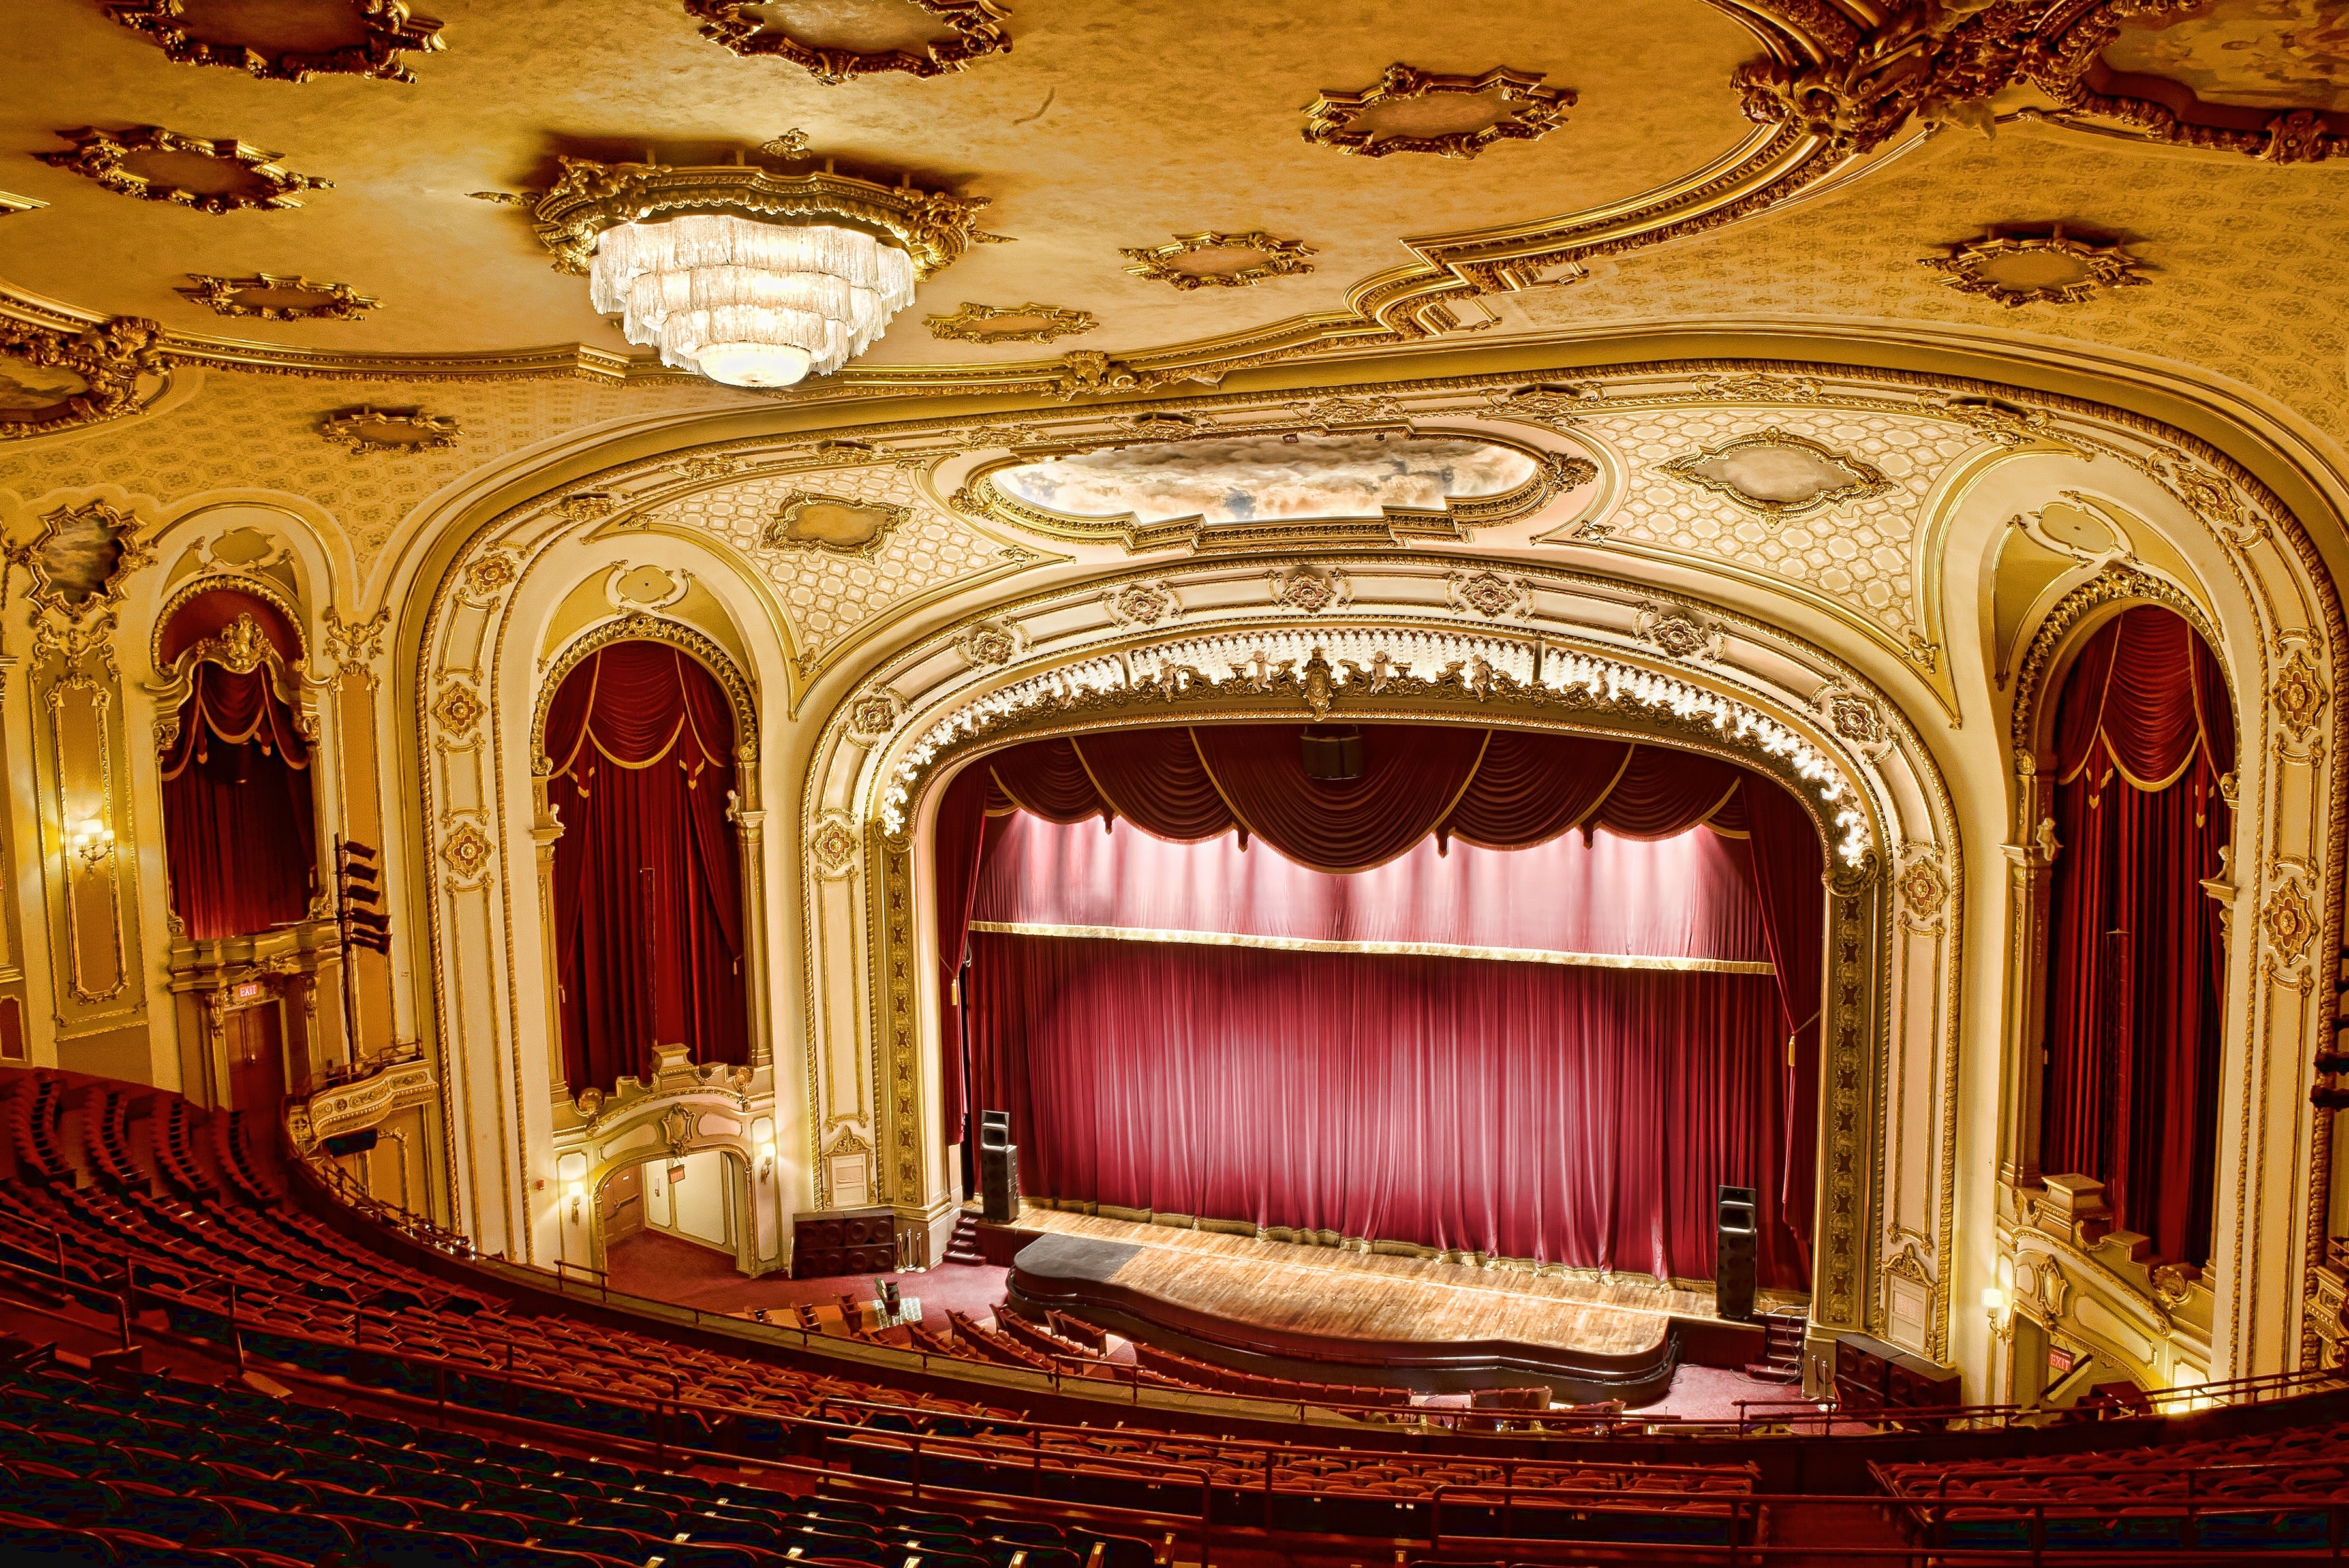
[{"left": 995, "top": 433, "right": 1537, "bottom": 525}]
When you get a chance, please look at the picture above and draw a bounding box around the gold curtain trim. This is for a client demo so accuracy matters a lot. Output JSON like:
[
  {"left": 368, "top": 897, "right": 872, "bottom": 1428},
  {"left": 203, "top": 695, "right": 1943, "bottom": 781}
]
[{"left": 969, "top": 919, "right": 1776, "bottom": 974}]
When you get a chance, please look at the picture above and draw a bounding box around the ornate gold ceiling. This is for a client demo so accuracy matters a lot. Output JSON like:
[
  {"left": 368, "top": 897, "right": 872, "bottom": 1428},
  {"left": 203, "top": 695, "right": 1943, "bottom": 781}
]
[{"left": 0, "top": 0, "right": 2343, "bottom": 444}]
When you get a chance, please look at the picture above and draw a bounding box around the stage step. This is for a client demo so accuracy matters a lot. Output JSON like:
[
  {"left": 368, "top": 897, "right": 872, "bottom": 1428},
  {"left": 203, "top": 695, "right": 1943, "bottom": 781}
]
[
  {"left": 942, "top": 1209, "right": 987, "bottom": 1266},
  {"left": 1747, "top": 1309, "right": 1806, "bottom": 1383}
]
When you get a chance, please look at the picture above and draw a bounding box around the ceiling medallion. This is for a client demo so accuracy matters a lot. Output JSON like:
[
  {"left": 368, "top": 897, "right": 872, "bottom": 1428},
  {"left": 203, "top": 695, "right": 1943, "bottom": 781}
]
[
  {"left": 1918, "top": 228, "right": 2151, "bottom": 307},
  {"left": 37, "top": 126, "right": 331, "bottom": 213},
  {"left": 0, "top": 315, "right": 166, "bottom": 441},
  {"left": 1303, "top": 64, "right": 1575, "bottom": 159},
  {"left": 925, "top": 301, "right": 1097, "bottom": 345},
  {"left": 96, "top": 0, "right": 448, "bottom": 84},
  {"left": 525, "top": 146, "right": 1003, "bottom": 386},
  {"left": 760, "top": 491, "right": 910, "bottom": 557},
  {"left": 1659, "top": 428, "right": 1895, "bottom": 521},
  {"left": 1121, "top": 231, "right": 1317, "bottom": 291},
  {"left": 177, "top": 273, "right": 381, "bottom": 322},
  {"left": 684, "top": 0, "right": 1009, "bottom": 84},
  {"left": 9, "top": 500, "right": 155, "bottom": 622},
  {"left": 318, "top": 405, "right": 461, "bottom": 454}
]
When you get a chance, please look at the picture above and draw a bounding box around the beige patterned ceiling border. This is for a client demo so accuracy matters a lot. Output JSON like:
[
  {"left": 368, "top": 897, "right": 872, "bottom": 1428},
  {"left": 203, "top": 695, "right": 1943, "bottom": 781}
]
[
  {"left": 1302, "top": 64, "right": 1574, "bottom": 161},
  {"left": 683, "top": 0, "right": 1011, "bottom": 84},
  {"left": 37, "top": 126, "right": 332, "bottom": 213},
  {"left": 96, "top": 0, "right": 448, "bottom": 84}
]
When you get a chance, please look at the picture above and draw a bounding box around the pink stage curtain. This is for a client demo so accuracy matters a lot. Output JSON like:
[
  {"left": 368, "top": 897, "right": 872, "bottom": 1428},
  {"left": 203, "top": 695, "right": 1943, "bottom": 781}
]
[
  {"left": 2042, "top": 606, "right": 2232, "bottom": 1266},
  {"left": 967, "top": 932, "right": 1807, "bottom": 1287},
  {"left": 161, "top": 662, "right": 315, "bottom": 940},
  {"left": 546, "top": 642, "right": 747, "bottom": 1092}
]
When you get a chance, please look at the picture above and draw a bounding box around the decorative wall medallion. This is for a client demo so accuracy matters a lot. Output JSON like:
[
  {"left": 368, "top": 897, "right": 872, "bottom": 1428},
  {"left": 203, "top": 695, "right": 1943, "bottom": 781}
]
[
  {"left": 1538, "top": 452, "right": 1601, "bottom": 495},
  {"left": 1120, "top": 231, "right": 1317, "bottom": 290},
  {"left": 460, "top": 549, "right": 519, "bottom": 602},
  {"left": 1302, "top": 64, "right": 1574, "bottom": 159},
  {"left": 760, "top": 491, "right": 910, "bottom": 557},
  {"left": 318, "top": 406, "right": 461, "bottom": 454},
  {"left": 97, "top": 0, "right": 448, "bottom": 83},
  {"left": 0, "top": 315, "right": 166, "bottom": 440},
  {"left": 178, "top": 273, "right": 381, "bottom": 322},
  {"left": 1445, "top": 568, "right": 1530, "bottom": 620},
  {"left": 1103, "top": 579, "right": 1179, "bottom": 628},
  {"left": 956, "top": 619, "right": 1019, "bottom": 668},
  {"left": 1269, "top": 564, "right": 1349, "bottom": 614},
  {"left": 1919, "top": 229, "right": 2150, "bottom": 307},
  {"left": 1698, "top": 371, "right": 1828, "bottom": 403},
  {"left": 38, "top": 126, "right": 331, "bottom": 212},
  {"left": 1811, "top": 682, "right": 1896, "bottom": 762},
  {"left": 439, "top": 821, "right": 493, "bottom": 882},
  {"left": 10, "top": 500, "right": 152, "bottom": 621},
  {"left": 2272, "top": 647, "right": 2328, "bottom": 743},
  {"left": 681, "top": 453, "right": 741, "bottom": 481},
  {"left": 2263, "top": 875, "right": 2316, "bottom": 966},
  {"left": 560, "top": 491, "right": 618, "bottom": 525},
  {"left": 430, "top": 681, "right": 485, "bottom": 739},
  {"left": 846, "top": 690, "right": 902, "bottom": 745},
  {"left": 1895, "top": 852, "right": 1950, "bottom": 922},
  {"left": 808, "top": 812, "right": 860, "bottom": 878},
  {"left": 1634, "top": 602, "right": 1722, "bottom": 661},
  {"left": 925, "top": 301, "right": 1096, "bottom": 344},
  {"left": 320, "top": 604, "right": 388, "bottom": 674},
  {"left": 1659, "top": 429, "right": 1894, "bottom": 521},
  {"left": 684, "top": 0, "right": 1011, "bottom": 84}
]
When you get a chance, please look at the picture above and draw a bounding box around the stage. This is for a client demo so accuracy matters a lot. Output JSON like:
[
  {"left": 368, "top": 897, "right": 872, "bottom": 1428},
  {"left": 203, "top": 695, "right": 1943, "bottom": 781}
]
[{"left": 1001, "top": 1208, "right": 1768, "bottom": 1406}]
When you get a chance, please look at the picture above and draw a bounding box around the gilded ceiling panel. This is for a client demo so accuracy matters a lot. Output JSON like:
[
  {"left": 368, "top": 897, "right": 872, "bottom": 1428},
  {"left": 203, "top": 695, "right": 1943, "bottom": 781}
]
[{"left": 662, "top": 466, "right": 1025, "bottom": 675}]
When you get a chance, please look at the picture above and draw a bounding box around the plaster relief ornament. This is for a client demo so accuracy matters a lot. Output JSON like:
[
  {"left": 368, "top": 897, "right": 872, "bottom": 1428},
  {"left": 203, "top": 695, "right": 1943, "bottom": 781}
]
[
  {"left": 1895, "top": 853, "right": 1950, "bottom": 921},
  {"left": 38, "top": 125, "right": 331, "bottom": 212},
  {"left": 1659, "top": 429, "right": 1894, "bottom": 521},
  {"left": 846, "top": 690, "right": 902, "bottom": 745},
  {"left": 925, "top": 301, "right": 1097, "bottom": 344},
  {"left": 97, "top": 0, "right": 448, "bottom": 83},
  {"left": 1812, "top": 682, "right": 1894, "bottom": 760},
  {"left": 1120, "top": 231, "right": 1317, "bottom": 290},
  {"left": 1103, "top": 579, "right": 1180, "bottom": 628},
  {"left": 11, "top": 500, "right": 151, "bottom": 621},
  {"left": 178, "top": 273, "right": 381, "bottom": 322},
  {"left": 2273, "top": 647, "right": 2329, "bottom": 743},
  {"left": 808, "top": 813, "right": 860, "bottom": 878},
  {"left": 1919, "top": 228, "right": 2151, "bottom": 307},
  {"left": 1269, "top": 564, "right": 1349, "bottom": 614},
  {"left": 1446, "top": 568, "right": 1530, "bottom": 620},
  {"left": 1303, "top": 64, "right": 1575, "bottom": 159},
  {"left": 684, "top": 0, "right": 1011, "bottom": 84},
  {"left": 440, "top": 821, "right": 493, "bottom": 881},
  {"left": 318, "top": 406, "right": 461, "bottom": 454},
  {"left": 760, "top": 492, "right": 909, "bottom": 557},
  {"left": 0, "top": 315, "right": 166, "bottom": 440},
  {"left": 460, "top": 549, "right": 519, "bottom": 602},
  {"left": 430, "top": 681, "right": 485, "bottom": 739},
  {"left": 957, "top": 619, "right": 1019, "bottom": 668},
  {"left": 2263, "top": 876, "right": 2318, "bottom": 966},
  {"left": 1634, "top": 603, "right": 1721, "bottom": 661}
]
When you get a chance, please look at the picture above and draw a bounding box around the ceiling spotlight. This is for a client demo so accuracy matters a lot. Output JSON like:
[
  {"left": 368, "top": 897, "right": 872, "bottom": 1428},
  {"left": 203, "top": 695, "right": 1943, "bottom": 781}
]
[{"left": 526, "top": 147, "right": 1002, "bottom": 388}]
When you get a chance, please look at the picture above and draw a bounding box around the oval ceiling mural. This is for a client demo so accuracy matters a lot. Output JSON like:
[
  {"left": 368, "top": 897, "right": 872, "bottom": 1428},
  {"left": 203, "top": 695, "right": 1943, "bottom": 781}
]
[{"left": 993, "top": 432, "right": 1538, "bottom": 525}]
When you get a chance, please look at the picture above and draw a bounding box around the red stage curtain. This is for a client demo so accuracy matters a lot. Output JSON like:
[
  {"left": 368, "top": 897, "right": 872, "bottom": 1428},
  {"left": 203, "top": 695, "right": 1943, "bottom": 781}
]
[
  {"left": 1188, "top": 724, "right": 1488, "bottom": 871},
  {"left": 1740, "top": 778, "right": 1825, "bottom": 1274},
  {"left": 2043, "top": 606, "right": 2232, "bottom": 1265},
  {"left": 967, "top": 932, "right": 1807, "bottom": 1287},
  {"left": 932, "top": 767, "right": 1017, "bottom": 1145},
  {"left": 161, "top": 663, "right": 315, "bottom": 940},
  {"left": 547, "top": 642, "right": 748, "bottom": 1092}
]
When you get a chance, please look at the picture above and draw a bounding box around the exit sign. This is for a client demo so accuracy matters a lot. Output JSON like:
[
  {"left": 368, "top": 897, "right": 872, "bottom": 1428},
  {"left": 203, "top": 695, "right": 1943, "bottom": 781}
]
[
  {"left": 2049, "top": 1347, "right": 2077, "bottom": 1374},
  {"left": 232, "top": 981, "right": 263, "bottom": 1002}
]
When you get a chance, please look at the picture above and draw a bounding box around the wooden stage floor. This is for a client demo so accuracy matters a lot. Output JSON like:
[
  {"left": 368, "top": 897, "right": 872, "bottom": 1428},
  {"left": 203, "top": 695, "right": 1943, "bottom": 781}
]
[{"left": 1010, "top": 1208, "right": 1718, "bottom": 1359}]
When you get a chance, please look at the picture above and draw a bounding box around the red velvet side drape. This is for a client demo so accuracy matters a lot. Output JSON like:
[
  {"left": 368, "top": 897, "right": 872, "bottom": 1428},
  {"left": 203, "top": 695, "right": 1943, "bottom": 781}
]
[
  {"left": 968, "top": 933, "right": 1806, "bottom": 1287},
  {"left": 547, "top": 642, "right": 748, "bottom": 1092},
  {"left": 161, "top": 663, "right": 315, "bottom": 940},
  {"left": 2042, "top": 606, "right": 2232, "bottom": 1266}
]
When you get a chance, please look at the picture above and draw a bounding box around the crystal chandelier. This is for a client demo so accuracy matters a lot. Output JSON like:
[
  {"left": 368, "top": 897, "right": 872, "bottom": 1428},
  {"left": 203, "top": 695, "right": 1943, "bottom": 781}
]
[
  {"left": 588, "top": 214, "right": 917, "bottom": 388},
  {"left": 525, "top": 144, "right": 999, "bottom": 390}
]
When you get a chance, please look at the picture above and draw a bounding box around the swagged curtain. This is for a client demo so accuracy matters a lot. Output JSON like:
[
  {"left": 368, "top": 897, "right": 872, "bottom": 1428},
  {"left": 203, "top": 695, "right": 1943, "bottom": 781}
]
[
  {"left": 158, "top": 596, "right": 316, "bottom": 941},
  {"left": 940, "top": 724, "right": 1824, "bottom": 1287},
  {"left": 2043, "top": 606, "right": 2234, "bottom": 1267},
  {"left": 545, "top": 642, "right": 748, "bottom": 1092}
]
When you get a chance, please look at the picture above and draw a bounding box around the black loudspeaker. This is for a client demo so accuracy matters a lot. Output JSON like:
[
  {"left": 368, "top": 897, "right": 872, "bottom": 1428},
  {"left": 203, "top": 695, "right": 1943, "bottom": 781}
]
[
  {"left": 322, "top": 1128, "right": 379, "bottom": 1158},
  {"left": 1715, "top": 1183, "right": 1758, "bottom": 1322},
  {"left": 978, "top": 1108, "right": 1019, "bottom": 1222},
  {"left": 1299, "top": 725, "right": 1364, "bottom": 781}
]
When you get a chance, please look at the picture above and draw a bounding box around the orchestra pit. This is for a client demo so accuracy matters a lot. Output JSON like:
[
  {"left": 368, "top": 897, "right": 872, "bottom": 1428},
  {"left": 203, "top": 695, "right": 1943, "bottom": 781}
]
[{"left": 2, "top": 1, "right": 2349, "bottom": 1562}]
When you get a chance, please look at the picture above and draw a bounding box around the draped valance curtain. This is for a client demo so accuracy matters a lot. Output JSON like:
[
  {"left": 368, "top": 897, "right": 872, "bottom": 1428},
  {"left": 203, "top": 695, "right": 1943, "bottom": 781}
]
[
  {"left": 159, "top": 639, "right": 316, "bottom": 942},
  {"left": 2043, "top": 606, "right": 2234, "bottom": 1267},
  {"left": 938, "top": 724, "right": 1824, "bottom": 1289},
  {"left": 545, "top": 641, "right": 748, "bottom": 1092}
]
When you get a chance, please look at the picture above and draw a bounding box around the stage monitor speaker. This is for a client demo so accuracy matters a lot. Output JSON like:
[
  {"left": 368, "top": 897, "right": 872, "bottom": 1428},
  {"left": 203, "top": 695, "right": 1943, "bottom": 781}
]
[
  {"left": 980, "top": 1142, "right": 1020, "bottom": 1223},
  {"left": 1300, "top": 724, "right": 1363, "bottom": 781},
  {"left": 1715, "top": 1183, "right": 1757, "bottom": 1322},
  {"left": 978, "top": 1108, "right": 1011, "bottom": 1150}
]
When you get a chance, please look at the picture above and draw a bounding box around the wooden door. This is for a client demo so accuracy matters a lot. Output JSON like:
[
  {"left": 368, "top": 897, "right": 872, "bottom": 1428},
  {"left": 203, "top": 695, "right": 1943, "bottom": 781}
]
[
  {"left": 224, "top": 1004, "right": 287, "bottom": 1115},
  {"left": 601, "top": 1164, "right": 644, "bottom": 1242}
]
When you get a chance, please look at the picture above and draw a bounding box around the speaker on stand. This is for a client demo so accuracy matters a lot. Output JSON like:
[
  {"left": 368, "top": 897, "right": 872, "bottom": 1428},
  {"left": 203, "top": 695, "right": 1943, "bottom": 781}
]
[
  {"left": 1716, "top": 1183, "right": 1757, "bottom": 1322},
  {"left": 978, "top": 1108, "right": 1020, "bottom": 1223}
]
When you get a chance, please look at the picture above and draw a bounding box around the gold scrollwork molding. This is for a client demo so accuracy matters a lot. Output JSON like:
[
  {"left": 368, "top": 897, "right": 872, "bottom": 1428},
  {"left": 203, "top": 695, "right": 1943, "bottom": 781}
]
[
  {"left": 38, "top": 126, "right": 331, "bottom": 212},
  {"left": 0, "top": 316, "right": 168, "bottom": 441},
  {"left": 291, "top": 1054, "right": 438, "bottom": 1152},
  {"left": 683, "top": 0, "right": 1010, "bottom": 84},
  {"left": 320, "top": 606, "right": 390, "bottom": 678},
  {"left": 1658, "top": 427, "right": 1894, "bottom": 522},
  {"left": 1446, "top": 568, "right": 1531, "bottom": 621},
  {"left": 97, "top": 0, "right": 448, "bottom": 84},
  {"left": 1268, "top": 564, "right": 1349, "bottom": 615},
  {"left": 1918, "top": 229, "right": 2149, "bottom": 309},
  {"left": 1102, "top": 579, "right": 1180, "bottom": 629},
  {"left": 1635, "top": 603, "right": 1723, "bottom": 662},
  {"left": 1120, "top": 232, "right": 1317, "bottom": 292},
  {"left": 925, "top": 301, "right": 1096, "bottom": 345},
  {"left": 9, "top": 500, "right": 155, "bottom": 626},
  {"left": 1302, "top": 64, "right": 1574, "bottom": 161},
  {"left": 808, "top": 812, "right": 859, "bottom": 880},
  {"left": 180, "top": 274, "right": 382, "bottom": 322},
  {"left": 319, "top": 406, "right": 461, "bottom": 454}
]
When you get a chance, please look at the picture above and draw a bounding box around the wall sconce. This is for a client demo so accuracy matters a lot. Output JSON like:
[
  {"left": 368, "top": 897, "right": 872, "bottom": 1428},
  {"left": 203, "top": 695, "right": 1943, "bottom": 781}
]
[
  {"left": 567, "top": 1182, "right": 585, "bottom": 1222},
  {"left": 1980, "top": 1284, "right": 2011, "bottom": 1336},
  {"left": 751, "top": 1115, "right": 775, "bottom": 1180},
  {"left": 70, "top": 816, "right": 115, "bottom": 870},
  {"left": 555, "top": 1152, "right": 589, "bottom": 1225}
]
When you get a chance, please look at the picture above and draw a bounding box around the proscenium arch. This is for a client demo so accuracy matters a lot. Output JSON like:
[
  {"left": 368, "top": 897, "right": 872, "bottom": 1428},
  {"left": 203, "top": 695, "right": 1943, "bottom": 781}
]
[{"left": 802, "top": 554, "right": 1957, "bottom": 1377}]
